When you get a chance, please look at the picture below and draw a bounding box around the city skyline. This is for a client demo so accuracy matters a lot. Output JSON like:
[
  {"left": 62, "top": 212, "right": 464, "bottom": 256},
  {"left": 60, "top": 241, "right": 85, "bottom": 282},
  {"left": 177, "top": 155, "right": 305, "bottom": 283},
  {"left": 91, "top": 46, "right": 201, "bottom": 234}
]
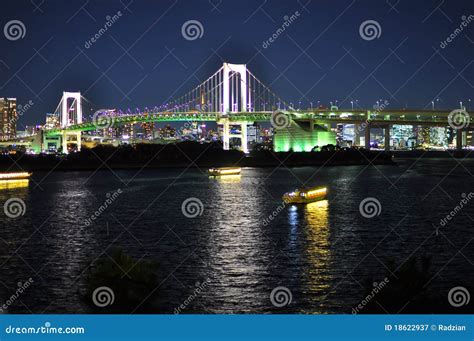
[
  {"left": 0, "top": 1, "right": 473, "bottom": 333},
  {"left": 0, "top": 0, "right": 473, "bottom": 127}
]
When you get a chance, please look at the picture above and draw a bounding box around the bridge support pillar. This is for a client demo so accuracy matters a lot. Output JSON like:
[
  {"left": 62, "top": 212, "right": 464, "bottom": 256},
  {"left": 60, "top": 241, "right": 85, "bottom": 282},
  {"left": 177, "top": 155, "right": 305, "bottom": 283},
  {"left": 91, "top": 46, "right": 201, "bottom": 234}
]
[
  {"left": 240, "top": 122, "right": 248, "bottom": 154},
  {"left": 354, "top": 124, "right": 360, "bottom": 146},
  {"left": 456, "top": 129, "right": 464, "bottom": 151},
  {"left": 42, "top": 133, "right": 48, "bottom": 152},
  {"left": 364, "top": 123, "right": 371, "bottom": 149},
  {"left": 62, "top": 131, "right": 68, "bottom": 154},
  {"left": 222, "top": 119, "right": 230, "bottom": 150},
  {"left": 76, "top": 131, "right": 82, "bottom": 152},
  {"left": 384, "top": 125, "right": 391, "bottom": 152}
]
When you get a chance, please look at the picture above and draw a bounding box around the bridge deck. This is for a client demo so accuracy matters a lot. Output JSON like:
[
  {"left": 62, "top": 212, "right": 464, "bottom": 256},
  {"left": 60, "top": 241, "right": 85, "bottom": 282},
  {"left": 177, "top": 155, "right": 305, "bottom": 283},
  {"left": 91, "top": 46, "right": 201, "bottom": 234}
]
[{"left": 38, "top": 109, "right": 467, "bottom": 135}]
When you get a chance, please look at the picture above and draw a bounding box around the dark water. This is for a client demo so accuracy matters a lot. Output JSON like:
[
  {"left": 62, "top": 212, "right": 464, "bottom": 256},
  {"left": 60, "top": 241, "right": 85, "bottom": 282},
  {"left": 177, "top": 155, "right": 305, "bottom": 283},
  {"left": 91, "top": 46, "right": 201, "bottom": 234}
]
[{"left": 0, "top": 159, "right": 473, "bottom": 314}]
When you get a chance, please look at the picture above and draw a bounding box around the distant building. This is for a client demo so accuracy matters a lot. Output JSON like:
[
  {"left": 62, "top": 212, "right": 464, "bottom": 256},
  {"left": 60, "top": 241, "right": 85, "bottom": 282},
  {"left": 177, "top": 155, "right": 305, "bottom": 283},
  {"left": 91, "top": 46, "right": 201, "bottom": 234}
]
[
  {"left": 0, "top": 98, "right": 17, "bottom": 140},
  {"left": 419, "top": 126, "right": 431, "bottom": 146},
  {"left": 336, "top": 123, "right": 344, "bottom": 146},
  {"left": 45, "top": 113, "right": 59, "bottom": 129},
  {"left": 120, "top": 124, "right": 135, "bottom": 140},
  {"left": 158, "top": 124, "right": 176, "bottom": 139},
  {"left": 247, "top": 123, "right": 261, "bottom": 144},
  {"left": 25, "top": 125, "right": 41, "bottom": 136},
  {"left": 141, "top": 122, "right": 154, "bottom": 139}
]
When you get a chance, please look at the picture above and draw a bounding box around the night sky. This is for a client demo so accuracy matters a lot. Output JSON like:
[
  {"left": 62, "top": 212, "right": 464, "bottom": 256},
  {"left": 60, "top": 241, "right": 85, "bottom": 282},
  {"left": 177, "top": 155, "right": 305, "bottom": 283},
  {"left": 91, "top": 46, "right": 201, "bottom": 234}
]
[{"left": 0, "top": 0, "right": 473, "bottom": 127}]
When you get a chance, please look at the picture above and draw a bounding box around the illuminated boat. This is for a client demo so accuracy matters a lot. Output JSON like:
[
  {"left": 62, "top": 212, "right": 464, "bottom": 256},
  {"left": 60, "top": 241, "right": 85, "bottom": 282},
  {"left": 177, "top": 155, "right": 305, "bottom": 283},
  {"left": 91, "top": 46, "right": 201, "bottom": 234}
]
[
  {"left": 0, "top": 172, "right": 32, "bottom": 180},
  {"left": 282, "top": 186, "right": 327, "bottom": 204},
  {"left": 208, "top": 167, "right": 241, "bottom": 176}
]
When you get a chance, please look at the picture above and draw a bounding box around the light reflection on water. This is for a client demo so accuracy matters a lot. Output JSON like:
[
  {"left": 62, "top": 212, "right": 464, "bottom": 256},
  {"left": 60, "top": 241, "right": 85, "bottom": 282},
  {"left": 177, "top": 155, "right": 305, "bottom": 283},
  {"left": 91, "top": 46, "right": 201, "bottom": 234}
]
[
  {"left": 287, "top": 200, "right": 331, "bottom": 312},
  {"left": 0, "top": 160, "right": 473, "bottom": 314}
]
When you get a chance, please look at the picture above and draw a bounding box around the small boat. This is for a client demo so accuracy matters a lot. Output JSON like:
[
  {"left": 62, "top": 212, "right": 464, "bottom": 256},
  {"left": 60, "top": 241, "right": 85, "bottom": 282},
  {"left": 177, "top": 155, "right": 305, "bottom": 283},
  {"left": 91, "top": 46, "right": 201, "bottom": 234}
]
[
  {"left": 0, "top": 172, "right": 32, "bottom": 180},
  {"left": 282, "top": 186, "right": 327, "bottom": 204},
  {"left": 208, "top": 167, "right": 241, "bottom": 176}
]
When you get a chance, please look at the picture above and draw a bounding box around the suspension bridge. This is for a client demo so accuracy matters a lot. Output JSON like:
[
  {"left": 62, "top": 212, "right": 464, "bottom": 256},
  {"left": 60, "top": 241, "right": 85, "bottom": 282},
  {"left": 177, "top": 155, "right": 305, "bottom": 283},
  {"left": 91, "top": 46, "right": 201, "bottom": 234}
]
[{"left": 4, "top": 63, "right": 473, "bottom": 153}]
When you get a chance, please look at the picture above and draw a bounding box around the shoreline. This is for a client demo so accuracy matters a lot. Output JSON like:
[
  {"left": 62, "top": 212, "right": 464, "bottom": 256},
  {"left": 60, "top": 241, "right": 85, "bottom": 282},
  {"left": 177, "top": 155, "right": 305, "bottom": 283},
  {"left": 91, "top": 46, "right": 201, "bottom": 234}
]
[
  {"left": 1, "top": 149, "right": 395, "bottom": 173},
  {"left": 2, "top": 144, "right": 472, "bottom": 173}
]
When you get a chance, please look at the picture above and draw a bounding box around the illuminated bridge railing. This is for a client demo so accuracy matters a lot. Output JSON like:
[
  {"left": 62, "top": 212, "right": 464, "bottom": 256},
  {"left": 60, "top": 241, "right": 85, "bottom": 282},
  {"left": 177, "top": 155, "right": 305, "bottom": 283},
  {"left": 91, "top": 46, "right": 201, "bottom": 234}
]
[{"left": 43, "top": 110, "right": 458, "bottom": 135}]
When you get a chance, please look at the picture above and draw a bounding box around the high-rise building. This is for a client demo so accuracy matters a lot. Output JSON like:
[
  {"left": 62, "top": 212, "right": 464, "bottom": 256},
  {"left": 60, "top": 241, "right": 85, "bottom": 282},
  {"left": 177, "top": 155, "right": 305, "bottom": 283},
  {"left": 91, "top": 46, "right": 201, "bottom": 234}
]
[
  {"left": 159, "top": 124, "right": 176, "bottom": 139},
  {"left": 45, "top": 113, "right": 59, "bottom": 129},
  {"left": 247, "top": 123, "right": 261, "bottom": 144},
  {"left": 141, "top": 122, "right": 154, "bottom": 139},
  {"left": 0, "top": 98, "right": 17, "bottom": 140},
  {"left": 120, "top": 124, "right": 135, "bottom": 140}
]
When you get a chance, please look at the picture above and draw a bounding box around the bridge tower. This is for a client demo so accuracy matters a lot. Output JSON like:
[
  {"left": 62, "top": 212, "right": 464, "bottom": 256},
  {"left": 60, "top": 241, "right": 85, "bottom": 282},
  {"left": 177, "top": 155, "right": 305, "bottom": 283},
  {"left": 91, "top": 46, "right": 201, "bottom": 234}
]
[
  {"left": 220, "top": 63, "right": 250, "bottom": 153},
  {"left": 60, "top": 91, "right": 83, "bottom": 128},
  {"left": 222, "top": 63, "right": 248, "bottom": 114},
  {"left": 44, "top": 92, "right": 83, "bottom": 154}
]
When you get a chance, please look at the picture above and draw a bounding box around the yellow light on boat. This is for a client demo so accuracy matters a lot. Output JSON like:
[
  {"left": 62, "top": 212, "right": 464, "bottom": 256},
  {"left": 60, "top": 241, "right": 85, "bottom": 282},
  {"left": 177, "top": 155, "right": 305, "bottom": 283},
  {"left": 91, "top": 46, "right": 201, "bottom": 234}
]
[
  {"left": 0, "top": 179, "right": 29, "bottom": 189},
  {"left": 208, "top": 167, "right": 241, "bottom": 176},
  {"left": 0, "top": 172, "right": 31, "bottom": 180},
  {"left": 282, "top": 186, "right": 327, "bottom": 204},
  {"left": 219, "top": 168, "right": 241, "bottom": 175},
  {"left": 306, "top": 187, "right": 327, "bottom": 198}
]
